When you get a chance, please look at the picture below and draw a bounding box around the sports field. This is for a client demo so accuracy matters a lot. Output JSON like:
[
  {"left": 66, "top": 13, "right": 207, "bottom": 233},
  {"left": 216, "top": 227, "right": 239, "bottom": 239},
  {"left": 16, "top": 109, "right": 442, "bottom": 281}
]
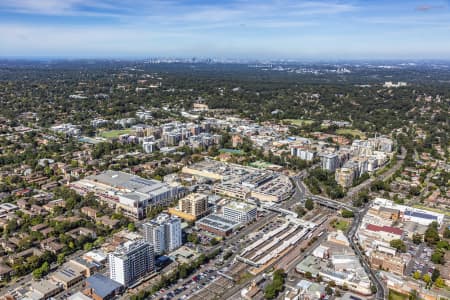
[{"left": 99, "top": 129, "right": 134, "bottom": 139}]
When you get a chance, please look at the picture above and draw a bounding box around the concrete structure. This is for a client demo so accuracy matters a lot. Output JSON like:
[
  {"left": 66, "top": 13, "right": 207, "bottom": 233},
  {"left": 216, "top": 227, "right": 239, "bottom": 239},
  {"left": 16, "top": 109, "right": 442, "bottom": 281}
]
[
  {"left": 108, "top": 240, "right": 154, "bottom": 287},
  {"left": 320, "top": 153, "right": 339, "bottom": 172},
  {"left": 168, "top": 192, "right": 209, "bottom": 221},
  {"left": 143, "top": 213, "right": 182, "bottom": 255},
  {"left": 223, "top": 201, "right": 257, "bottom": 224},
  {"left": 70, "top": 170, "right": 183, "bottom": 219},
  {"left": 182, "top": 159, "right": 292, "bottom": 203},
  {"left": 370, "top": 251, "right": 405, "bottom": 276},
  {"left": 84, "top": 273, "right": 124, "bottom": 300},
  {"left": 142, "top": 141, "right": 157, "bottom": 153},
  {"left": 28, "top": 280, "right": 63, "bottom": 300},
  {"left": 51, "top": 266, "right": 84, "bottom": 290},
  {"left": 335, "top": 167, "right": 355, "bottom": 187},
  {"left": 196, "top": 214, "right": 241, "bottom": 237}
]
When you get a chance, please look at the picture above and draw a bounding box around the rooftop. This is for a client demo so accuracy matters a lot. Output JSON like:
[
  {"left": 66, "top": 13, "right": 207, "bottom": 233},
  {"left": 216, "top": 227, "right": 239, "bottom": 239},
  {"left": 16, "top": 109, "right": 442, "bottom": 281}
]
[
  {"left": 86, "top": 273, "right": 123, "bottom": 298},
  {"left": 366, "top": 224, "right": 403, "bottom": 235},
  {"left": 196, "top": 214, "right": 240, "bottom": 231}
]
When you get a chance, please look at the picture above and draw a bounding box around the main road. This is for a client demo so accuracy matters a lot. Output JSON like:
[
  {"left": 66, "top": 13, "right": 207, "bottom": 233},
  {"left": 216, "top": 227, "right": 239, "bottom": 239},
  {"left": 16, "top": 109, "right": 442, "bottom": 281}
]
[{"left": 291, "top": 172, "right": 387, "bottom": 300}]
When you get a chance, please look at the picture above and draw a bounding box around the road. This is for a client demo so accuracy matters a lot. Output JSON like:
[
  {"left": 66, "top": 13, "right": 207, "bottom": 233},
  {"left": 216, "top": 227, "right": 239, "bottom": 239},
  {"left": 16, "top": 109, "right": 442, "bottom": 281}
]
[
  {"left": 345, "top": 146, "right": 406, "bottom": 201},
  {"left": 346, "top": 205, "right": 387, "bottom": 300},
  {"left": 291, "top": 170, "right": 387, "bottom": 300}
]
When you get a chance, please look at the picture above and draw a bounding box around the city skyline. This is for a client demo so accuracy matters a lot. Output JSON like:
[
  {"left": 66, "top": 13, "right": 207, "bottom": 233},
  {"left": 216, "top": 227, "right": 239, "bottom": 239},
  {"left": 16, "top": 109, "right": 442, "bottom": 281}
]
[{"left": 1, "top": 0, "right": 450, "bottom": 59}]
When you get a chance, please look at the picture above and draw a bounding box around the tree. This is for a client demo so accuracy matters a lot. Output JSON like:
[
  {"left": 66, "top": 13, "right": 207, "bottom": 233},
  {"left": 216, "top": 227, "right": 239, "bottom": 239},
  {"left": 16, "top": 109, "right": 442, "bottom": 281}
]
[
  {"left": 413, "top": 270, "right": 421, "bottom": 280},
  {"left": 295, "top": 206, "right": 306, "bottom": 217},
  {"left": 444, "top": 227, "right": 450, "bottom": 239},
  {"left": 127, "top": 222, "right": 136, "bottom": 232},
  {"left": 412, "top": 233, "right": 422, "bottom": 245},
  {"left": 83, "top": 242, "right": 93, "bottom": 251},
  {"left": 424, "top": 222, "right": 440, "bottom": 246},
  {"left": 187, "top": 232, "right": 199, "bottom": 244},
  {"left": 341, "top": 209, "right": 354, "bottom": 218},
  {"left": 325, "top": 286, "right": 333, "bottom": 295},
  {"left": 431, "top": 251, "right": 445, "bottom": 264},
  {"left": 305, "top": 199, "right": 314, "bottom": 210},
  {"left": 57, "top": 253, "right": 65, "bottom": 265},
  {"left": 422, "top": 273, "right": 431, "bottom": 285},
  {"left": 390, "top": 239, "right": 407, "bottom": 252},
  {"left": 434, "top": 277, "right": 446, "bottom": 288},
  {"left": 436, "top": 240, "right": 449, "bottom": 250},
  {"left": 305, "top": 271, "right": 312, "bottom": 279},
  {"left": 431, "top": 269, "right": 440, "bottom": 282}
]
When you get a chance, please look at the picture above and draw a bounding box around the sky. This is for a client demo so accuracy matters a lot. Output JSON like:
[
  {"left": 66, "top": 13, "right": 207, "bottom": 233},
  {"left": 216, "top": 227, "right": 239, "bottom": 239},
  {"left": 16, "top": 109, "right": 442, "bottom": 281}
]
[{"left": 1, "top": 0, "right": 450, "bottom": 59}]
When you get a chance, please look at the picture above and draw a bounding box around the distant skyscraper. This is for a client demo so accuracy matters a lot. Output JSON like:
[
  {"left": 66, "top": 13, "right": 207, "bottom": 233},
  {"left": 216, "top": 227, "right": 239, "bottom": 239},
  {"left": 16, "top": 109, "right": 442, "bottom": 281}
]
[
  {"left": 109, "top": 240, "right": 154, "bottom": 287},
  {"left": 143, "top": 213, "right": 182, "bottom": 255}
]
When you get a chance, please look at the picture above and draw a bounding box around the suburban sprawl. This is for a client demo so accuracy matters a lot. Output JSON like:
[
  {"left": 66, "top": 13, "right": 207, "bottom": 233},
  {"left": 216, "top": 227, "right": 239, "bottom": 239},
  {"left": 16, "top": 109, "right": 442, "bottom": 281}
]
[{"left": 0, "top": 60, "right": 448, "bottom": 300}]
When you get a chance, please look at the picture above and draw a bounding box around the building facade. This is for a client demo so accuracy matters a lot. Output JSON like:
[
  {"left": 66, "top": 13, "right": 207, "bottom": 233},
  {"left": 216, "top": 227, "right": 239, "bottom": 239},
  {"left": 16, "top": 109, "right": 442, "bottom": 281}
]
[
  {"left": 108, "top": 240, "right": 154, "bottom": 287},
  {"left": 143, "top": 213, "right": 182, "bottom": 255}
]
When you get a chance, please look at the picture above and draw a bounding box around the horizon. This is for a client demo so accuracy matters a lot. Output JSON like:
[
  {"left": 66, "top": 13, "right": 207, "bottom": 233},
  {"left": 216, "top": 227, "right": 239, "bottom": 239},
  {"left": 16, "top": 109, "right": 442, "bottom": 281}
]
[{"left": 1, "top": 0, "right": 450, "bottom": 59}]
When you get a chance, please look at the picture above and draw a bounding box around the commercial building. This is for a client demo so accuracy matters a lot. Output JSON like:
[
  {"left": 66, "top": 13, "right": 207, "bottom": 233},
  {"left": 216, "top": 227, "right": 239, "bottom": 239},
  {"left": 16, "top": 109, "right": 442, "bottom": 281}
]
[
  {"left": 108, "top": 240, "right": 154, "bottom": 287},
  {"left": 223, "top": 201, "right": 257, "bottom": 223},
  {"left": 196, "top": 214, "right": 241, "bottom": 237},
  {"left": 403, "top": 210, "right": 443, "bottom": 226},
  {"left": 143, "top": 213, "right": 182, "bottom": 255},
  {"left": 369, "top": 251, "right": 405, "bottom": 276},
  {"left": 168, "top": 193, "right": 209, "bottom": 221},
  {"left": 28, "top": 280, "right": 63, "bottom": 300},
  {"left": 70, "top": 170, "right": 183, "bottom": 219},
  {"left": 84, "top": 273, "right": 124, "bottom": 300},
  {"left": 182, "top": 159, "right": 292, "bottom": 203},
  {"left": 51, "top": 266, "right": 84, "bottom": 290}
]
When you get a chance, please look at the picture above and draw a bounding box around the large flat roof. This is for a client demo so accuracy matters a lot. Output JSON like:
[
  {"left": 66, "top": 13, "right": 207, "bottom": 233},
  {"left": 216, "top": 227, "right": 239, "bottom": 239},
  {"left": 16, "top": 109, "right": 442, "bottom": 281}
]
[{"left": 196, "top": 214, "right": 240, "bottom": 231}]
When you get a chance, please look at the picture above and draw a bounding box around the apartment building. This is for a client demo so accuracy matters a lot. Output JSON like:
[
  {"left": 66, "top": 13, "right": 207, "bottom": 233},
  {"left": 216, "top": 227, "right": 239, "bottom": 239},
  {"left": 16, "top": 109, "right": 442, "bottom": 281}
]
[
  {"left": 108, "top": 240, "right": 154, "bottom": 287},
  {"left": 143, "top": 213, "right": 182, "bottom": 255}
]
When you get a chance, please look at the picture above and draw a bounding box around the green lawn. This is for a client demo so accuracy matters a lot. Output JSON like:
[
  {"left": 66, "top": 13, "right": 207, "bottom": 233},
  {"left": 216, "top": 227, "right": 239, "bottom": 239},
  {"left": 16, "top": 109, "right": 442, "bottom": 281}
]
[
  {"left": 331, "top": 219, "right": 349, "bottom": 232},
  {"left": 282, "top": 119, "right": 314, "bottom": 127},
  {"left": 99, "top": 129, "right": 134, "bottom": 139},
  {"left": 388, "top": 289, "right": 409, "bottom": 300},
  {"left": 336, "top": 128, "right": 366, "bottom": 139}
]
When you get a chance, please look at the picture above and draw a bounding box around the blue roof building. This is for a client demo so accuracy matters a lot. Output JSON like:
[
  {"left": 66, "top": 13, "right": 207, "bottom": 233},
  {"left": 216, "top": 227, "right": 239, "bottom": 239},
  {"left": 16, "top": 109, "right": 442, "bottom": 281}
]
[{"left": 85, "top": 274, "right": 123, "bottom": 300}]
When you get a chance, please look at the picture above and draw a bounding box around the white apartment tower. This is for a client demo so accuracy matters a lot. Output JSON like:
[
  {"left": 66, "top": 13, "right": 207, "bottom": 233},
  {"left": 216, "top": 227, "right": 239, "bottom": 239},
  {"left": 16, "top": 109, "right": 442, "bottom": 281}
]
[
  {"left": 109, "top": 240, "right": 154, "bottom": 287},
  {"left": 143, "top": 213, "right": 182, "bottom": 255}
]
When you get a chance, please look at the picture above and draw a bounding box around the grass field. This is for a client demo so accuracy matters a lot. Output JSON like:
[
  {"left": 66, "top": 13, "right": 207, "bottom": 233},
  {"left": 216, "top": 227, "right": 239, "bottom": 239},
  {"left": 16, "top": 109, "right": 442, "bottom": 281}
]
[
  {"left": 336, "top": 128, "right": 366, "bottom": 139},
  {"left": 388, "top": 289, "right": 409, "bottom": 300},
  {"left": 282, "top": 119, "right": 314, "bottom": 126},
  {"left": 331, "top": 219, "right": 349, "bottom": 232},
  {"left": 99, "top": 129, "right": 134, "bottom": 139}
]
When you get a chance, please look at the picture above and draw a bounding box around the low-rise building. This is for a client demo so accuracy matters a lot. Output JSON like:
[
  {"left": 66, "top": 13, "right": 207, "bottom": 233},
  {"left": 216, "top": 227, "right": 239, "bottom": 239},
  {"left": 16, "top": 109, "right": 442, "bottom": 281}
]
[
  {"left": 84, "top": 273, "right": 124, "bottom": 300},
  {"left": 196, "top": 214, "right": 241, "bottom": 237},
  {"left": 369, "top": 251, "right": 405, "bottom": 276}
]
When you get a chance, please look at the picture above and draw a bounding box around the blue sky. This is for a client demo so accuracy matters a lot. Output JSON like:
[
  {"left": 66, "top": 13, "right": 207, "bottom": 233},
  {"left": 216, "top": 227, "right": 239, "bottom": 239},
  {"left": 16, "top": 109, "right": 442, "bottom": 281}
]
[{"left": 1, "top": 0, "right": 450, "bottom": 59}]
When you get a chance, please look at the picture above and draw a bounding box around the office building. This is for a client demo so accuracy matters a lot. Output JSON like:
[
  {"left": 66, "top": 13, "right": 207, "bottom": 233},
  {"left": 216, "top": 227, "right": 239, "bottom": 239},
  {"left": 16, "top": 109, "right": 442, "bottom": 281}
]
[
  {"left": 143, "top": 213, "right": 182, "bottom": 255},
  {"left": 108, "top": 240, "right": 154, "bottom": 287},
  {"left": 223, "top": 201, "right": 257, "bottom": 223}
]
